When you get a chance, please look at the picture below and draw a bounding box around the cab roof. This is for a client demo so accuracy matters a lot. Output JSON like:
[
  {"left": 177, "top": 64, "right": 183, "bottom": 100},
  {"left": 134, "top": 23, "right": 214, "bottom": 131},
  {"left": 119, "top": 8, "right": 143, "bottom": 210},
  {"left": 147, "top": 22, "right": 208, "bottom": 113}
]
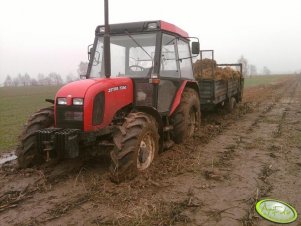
[{"left": 95, "top": 20, "right": 189, "bottom": 38}]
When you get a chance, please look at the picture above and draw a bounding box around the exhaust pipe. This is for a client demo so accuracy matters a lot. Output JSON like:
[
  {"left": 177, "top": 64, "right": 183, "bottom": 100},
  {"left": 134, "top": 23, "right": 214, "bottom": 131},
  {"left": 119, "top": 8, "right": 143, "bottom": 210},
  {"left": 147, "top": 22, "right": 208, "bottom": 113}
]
[{"left": 104, "top": 0, "right": 111, "bottom": 78}]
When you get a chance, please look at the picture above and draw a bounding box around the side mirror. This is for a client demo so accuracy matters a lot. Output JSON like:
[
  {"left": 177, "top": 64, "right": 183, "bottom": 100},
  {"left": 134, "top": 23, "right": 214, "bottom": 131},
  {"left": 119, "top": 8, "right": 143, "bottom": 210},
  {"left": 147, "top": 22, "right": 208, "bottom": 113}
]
[
  {"left": 87, "top": 44, "right": 93, "bottom": 60},
  {"left": 192, "top": 42, "right": 200, "bottom": 55}
]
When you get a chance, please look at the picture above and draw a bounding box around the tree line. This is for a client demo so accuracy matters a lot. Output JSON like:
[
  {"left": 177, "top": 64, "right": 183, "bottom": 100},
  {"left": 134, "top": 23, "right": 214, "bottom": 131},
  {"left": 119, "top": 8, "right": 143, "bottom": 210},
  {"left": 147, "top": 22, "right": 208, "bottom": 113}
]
[
  {"left": 237, "top": 56, "right": 271, "bottom": 77},
  {"left": 2, "top": 59, "right": 272, "bottom": 87},
  {"left": 3, "top": 62, "right": 88, "bottom": 87},
  {"left": 4, "top": 73, "right": 65, "bottom": 87}
]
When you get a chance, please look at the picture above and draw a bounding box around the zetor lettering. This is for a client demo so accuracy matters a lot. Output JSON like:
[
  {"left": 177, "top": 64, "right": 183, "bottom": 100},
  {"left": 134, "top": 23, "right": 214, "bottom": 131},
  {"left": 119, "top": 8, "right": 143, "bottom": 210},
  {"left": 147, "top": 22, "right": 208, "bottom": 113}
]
[{"left": 108, "top": 85, "right": 127, "bottom": 93}]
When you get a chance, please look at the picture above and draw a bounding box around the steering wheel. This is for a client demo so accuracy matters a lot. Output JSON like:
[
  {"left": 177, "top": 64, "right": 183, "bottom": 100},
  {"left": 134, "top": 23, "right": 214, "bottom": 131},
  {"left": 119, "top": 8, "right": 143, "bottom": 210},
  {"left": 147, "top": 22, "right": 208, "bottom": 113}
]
[{"left": 129, "top": 65, "right": 146, "bottom": 72}]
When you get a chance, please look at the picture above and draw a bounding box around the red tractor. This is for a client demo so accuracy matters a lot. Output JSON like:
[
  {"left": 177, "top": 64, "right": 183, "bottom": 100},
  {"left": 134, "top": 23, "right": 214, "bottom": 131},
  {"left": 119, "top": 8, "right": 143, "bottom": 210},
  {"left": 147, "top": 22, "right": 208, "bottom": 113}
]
[{"left": 16, "top": 5, "right": 201, "bottom": 182}]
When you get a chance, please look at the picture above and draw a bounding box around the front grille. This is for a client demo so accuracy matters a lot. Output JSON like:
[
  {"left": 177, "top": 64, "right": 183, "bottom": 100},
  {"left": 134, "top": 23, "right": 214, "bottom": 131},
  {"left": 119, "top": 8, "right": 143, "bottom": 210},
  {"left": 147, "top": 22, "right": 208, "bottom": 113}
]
[
  {"left": 37, "top": 128, "right": 80, "bottom": 159},
  {"left": 56, "top": 105, "right": 84, "bottom": 130}
]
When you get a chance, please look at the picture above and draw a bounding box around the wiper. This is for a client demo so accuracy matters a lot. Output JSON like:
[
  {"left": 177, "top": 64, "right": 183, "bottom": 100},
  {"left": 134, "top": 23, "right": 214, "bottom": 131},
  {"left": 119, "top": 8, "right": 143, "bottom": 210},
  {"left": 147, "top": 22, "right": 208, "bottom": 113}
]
[
  {"left": 125, "top": 31, "right": 153, "bottom": 61},
  {"left": 164, "top": 37, "right": 177, "bottom": 46}
]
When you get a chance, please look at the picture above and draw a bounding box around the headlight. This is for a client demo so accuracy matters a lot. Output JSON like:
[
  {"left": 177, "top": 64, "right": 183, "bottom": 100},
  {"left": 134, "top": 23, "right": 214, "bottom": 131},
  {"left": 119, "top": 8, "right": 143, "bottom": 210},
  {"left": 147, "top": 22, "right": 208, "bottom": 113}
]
[
  {"left": 98, "top": 26, "right": 105, "bottom": 33},
  {"left": 147, "top": 22, "right": 158, "bottom": 30},
  {"left": 73, "top": 98, "right": 84, "bottom": 106},
  {"left": 57, "top": 97, "right": 67, "bottom": 105}
]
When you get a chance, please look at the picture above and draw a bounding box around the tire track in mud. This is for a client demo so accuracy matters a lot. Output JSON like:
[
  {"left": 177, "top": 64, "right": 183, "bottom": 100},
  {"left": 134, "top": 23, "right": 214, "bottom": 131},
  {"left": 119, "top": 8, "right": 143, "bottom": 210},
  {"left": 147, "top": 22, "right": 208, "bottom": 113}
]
[
  {"left": 0, "top": 77, "right": 300, "bottom": 225},
  {"left": 191, "top": 78, "right": 300, "bottom": 226},
  {"left": 239, "top": 79, "right": 300, "bottom": 226},
  {"left": 0, "top": 158, "right": 109, "bottom": 225},
  {"left": 253, "top": 79, "right": 301, "bottom": 226}
]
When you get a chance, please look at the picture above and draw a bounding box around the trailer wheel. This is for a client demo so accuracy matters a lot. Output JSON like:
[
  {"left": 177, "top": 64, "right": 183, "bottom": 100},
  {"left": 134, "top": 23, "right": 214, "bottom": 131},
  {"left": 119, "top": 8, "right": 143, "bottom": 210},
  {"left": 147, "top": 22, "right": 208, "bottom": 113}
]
[
  {"left": 16, "top": 107, "right": 54, "bottom": 168},
  {"left": 225, "top": 97, "right": 237, "bottom": 112},
  {"left": 110, "top": 112, "right": 159, "bottom": 183},
  {"left": 171, "top": 88, "right": 201, "bottom": 144}
]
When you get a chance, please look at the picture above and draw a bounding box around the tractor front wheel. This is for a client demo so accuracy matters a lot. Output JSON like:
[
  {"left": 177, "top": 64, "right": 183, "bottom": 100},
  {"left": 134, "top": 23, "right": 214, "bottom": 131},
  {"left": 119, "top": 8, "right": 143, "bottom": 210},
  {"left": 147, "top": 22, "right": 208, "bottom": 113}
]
[
  {"left": 110, "top": 112, "right": 159, "bottom": 183},
  {"left": 16, "top": 106, "right": 54, "bottom": 168}
]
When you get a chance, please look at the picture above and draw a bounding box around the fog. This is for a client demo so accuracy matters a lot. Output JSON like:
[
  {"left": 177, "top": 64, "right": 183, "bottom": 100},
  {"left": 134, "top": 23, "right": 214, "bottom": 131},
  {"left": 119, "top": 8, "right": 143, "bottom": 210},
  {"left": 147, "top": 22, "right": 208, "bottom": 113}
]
[{"left": 1, "top": 0, "right": 301, "bottom": 84}]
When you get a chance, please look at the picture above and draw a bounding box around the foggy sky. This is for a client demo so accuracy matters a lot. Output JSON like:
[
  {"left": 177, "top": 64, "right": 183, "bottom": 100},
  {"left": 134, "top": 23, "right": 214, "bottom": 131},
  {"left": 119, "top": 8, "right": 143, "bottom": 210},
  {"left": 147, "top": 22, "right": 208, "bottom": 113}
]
[{"left": 1, "top": 0, "right": 301, "bottom": 84}]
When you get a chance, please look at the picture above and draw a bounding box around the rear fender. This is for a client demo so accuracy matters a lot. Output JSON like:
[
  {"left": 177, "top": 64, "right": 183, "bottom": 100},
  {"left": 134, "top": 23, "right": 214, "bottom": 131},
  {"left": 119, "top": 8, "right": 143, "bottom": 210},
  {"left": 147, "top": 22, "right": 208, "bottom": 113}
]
[{"left": 169, "top": 81, "right": 200, "bottom": 116}]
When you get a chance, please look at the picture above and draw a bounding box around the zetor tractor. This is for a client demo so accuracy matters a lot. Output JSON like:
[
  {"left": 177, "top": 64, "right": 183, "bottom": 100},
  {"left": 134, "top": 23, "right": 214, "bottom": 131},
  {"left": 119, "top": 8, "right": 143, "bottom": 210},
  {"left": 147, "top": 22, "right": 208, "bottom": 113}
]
[{"left": 16, "top": 20, "right": 201, "bottom": 182}]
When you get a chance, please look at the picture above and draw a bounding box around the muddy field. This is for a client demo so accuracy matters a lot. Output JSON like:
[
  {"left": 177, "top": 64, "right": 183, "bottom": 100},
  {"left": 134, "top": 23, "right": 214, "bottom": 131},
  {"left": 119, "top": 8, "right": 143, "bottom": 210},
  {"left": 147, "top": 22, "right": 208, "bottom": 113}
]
[{"left": 0, "top": 76, "right": 301, "bottom": 226}]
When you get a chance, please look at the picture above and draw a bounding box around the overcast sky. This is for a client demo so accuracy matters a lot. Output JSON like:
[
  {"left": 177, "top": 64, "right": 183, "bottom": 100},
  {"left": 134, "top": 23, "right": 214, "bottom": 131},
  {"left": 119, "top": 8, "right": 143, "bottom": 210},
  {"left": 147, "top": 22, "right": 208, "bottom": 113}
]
[{"left": 0, "top": 0, "right": 301, "bottom": 84}]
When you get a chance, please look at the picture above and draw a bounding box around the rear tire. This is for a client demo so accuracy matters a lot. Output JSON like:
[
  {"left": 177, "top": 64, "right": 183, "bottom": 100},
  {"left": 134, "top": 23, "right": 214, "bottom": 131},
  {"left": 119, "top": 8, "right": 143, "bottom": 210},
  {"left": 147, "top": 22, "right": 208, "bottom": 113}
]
[
  {"left": 225, "top": 97, "right": 237, "bottom": 113},
  {"left": 16, "top": 106, "right": 54, "bottom": 168},
  {"left": 171, "top": 88, "right": 201, "bottom": 144},
  {"left": 110, "top": 112, "right": 159, "bottom": 183}
]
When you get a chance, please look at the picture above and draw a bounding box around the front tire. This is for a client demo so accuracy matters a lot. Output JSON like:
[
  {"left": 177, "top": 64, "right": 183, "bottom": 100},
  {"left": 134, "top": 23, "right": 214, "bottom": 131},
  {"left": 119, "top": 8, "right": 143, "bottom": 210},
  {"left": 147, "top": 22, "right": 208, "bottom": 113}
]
[
  {"left": 110, "top": 112, "right": 159, "bottom": 183},
  {"left": 16, "top": 106, "right": 54, "bottom": 168},
  {"left": 171, "top": 88, "right": 201, "bottom": 144}
]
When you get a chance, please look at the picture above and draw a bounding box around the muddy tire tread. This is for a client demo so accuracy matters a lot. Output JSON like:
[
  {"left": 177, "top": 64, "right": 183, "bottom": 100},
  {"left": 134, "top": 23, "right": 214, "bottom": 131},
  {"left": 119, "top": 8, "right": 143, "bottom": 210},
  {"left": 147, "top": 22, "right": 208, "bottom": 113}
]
[
  {"left": 110, "top": 112, "right": 159, "bottom": 183},
  {"left": 171, "top": 88, "right": 201, "bottom": 144},
  {"left": 16, "top": 106, "right": 54, "bottom": 168}
]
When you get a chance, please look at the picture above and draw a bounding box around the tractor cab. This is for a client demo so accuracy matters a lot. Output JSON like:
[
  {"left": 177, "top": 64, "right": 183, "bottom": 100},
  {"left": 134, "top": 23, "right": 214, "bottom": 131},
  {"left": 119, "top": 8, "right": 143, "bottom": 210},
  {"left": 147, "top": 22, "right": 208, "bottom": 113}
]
[
  {"left": 87, "top": 21, "right": 197, "bottom": 79},
  {"left": 87, "top": 20, "right": 199, "bottom": 113}
]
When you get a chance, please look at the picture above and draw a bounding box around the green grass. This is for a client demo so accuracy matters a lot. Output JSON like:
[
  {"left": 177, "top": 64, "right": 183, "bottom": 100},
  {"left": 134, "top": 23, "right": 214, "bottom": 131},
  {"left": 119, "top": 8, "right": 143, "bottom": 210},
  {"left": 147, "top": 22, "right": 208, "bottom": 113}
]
[
  {"left": 244, "top": 74, "right": 293, "bottom": 88},
  {"left": 0, "top": 86, "right": 61, "bottom": 152}
]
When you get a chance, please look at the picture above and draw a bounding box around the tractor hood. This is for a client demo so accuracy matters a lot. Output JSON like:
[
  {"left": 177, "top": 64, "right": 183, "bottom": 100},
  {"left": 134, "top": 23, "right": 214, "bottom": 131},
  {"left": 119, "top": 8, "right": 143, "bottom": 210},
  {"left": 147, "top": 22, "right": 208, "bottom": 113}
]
[
  {"left": 55, "top": 78, "right": 99, "bottom": 99},
  {"left": 54, "top": 77, "right": 134, "bottom": 131},
  {"left": 55, "top": 77, "right": 133, "bottom": 100}
]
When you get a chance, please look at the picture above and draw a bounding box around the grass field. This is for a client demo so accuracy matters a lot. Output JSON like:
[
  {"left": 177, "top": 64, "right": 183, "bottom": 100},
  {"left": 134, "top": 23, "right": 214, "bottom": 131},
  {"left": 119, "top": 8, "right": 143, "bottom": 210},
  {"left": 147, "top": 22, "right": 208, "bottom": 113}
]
[
  {"left": 0, "top": 86, "right": 62, "bottom": 152},
  {"left": 243, "top": 74, "right": 294, "bottom": 88},
  {"left": 0, "top": 74, "right": 294, "bottom": 153}
]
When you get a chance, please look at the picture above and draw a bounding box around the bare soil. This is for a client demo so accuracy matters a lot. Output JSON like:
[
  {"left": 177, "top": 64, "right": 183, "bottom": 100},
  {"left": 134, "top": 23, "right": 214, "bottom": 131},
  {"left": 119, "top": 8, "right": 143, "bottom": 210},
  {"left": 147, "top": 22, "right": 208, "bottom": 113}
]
[{"left": 1, "top": 76, "right": 301, "bottom": 226}]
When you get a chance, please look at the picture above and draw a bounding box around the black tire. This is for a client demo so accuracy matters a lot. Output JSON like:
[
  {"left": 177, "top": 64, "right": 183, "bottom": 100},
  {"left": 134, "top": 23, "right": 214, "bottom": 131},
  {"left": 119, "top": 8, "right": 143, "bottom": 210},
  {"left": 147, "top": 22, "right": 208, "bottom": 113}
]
[
  {"left": 110, "top": 112, "right": 159, "bottom": 183},
  {"left": 171, "top": 88, "right": 201, "bottom": 144},
  {"left": 225, "top": 97, "right": 237, "bottom": 113},
  {"left": 16, "top": 106, "right": 54, "bottom": 168}
]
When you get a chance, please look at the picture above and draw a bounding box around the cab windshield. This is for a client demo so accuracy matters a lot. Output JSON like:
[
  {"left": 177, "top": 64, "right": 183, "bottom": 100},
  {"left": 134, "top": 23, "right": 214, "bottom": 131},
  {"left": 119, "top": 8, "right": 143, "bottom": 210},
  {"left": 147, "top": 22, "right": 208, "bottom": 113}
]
[{"left": 89, "top": 33, "right": 156, "bottom": 78}]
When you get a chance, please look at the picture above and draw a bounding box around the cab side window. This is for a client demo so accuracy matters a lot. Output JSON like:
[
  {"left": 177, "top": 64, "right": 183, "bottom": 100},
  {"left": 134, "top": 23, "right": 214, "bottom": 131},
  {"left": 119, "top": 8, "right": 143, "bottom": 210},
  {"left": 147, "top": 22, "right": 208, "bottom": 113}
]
[
  {"left": 160, "top": 34, "right": 179, "bottom": 78},
  {"left": 177, "top": 39, "right": 193, "bottom": 79}
]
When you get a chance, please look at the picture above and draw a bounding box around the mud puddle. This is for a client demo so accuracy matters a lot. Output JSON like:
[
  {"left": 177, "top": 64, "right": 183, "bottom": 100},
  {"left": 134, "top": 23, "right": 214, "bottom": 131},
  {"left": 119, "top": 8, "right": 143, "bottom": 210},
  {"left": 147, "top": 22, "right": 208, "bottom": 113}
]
[{"left": 0, "top": 152, "right": 17, "bottom": 165}]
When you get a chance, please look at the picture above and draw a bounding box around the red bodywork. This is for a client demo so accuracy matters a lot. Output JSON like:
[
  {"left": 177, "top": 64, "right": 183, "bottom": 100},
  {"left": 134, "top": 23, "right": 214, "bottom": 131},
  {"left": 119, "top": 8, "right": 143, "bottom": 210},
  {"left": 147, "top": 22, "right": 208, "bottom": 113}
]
[
  {"left": 169, "top": 81, "right": 187, "bottom": 116},
  {"left": 160, "top": 21, "right": 189, "bottom": 38},
  {"left": 55, "top": 77, "right": 133, "bottom": 132}
]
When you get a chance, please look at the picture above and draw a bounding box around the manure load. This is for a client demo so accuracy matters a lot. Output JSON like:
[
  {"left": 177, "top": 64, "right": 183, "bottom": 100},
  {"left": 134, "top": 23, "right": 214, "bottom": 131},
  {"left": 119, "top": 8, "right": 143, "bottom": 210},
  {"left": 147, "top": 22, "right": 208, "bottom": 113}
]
[
  {"left": 195, "top": 50, "right": 244, "bottom": 110},
  {"left": 193, "top": 58, "right": 241, "bottom": 80}
]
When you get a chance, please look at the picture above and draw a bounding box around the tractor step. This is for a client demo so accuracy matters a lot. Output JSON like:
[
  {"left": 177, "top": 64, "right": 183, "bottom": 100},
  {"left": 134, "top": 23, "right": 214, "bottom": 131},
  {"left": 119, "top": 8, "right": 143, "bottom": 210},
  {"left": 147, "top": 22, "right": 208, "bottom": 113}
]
[
  {"left": 163, "top": 125, "right": 173, "bottom": 132},
  {"left": 163, "top": 140, "right": 174, "bottom": 149}
]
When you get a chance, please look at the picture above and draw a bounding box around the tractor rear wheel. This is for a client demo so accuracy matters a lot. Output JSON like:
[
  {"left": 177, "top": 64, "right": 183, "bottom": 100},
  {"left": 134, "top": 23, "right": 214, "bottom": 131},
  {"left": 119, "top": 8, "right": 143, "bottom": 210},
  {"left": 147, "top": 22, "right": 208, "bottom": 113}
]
[
  {"left": 225, "top": 97, "right": 237, "bottom": 113},
  {"left": 16, "top": 106, "right": 54, "bottom": 168},
  {"left": 171, "top": 88, "right": 200, "bottom": 144},
  {"left": 110, "top": 112, "right": 159, "bottom": 183}
]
